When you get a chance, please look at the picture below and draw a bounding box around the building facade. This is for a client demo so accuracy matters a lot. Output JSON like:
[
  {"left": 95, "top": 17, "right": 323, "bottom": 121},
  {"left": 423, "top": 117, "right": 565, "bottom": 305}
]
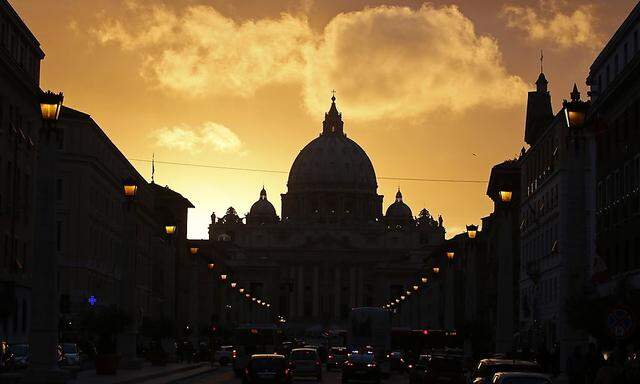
[
  {"left": 196, "top": 97, "right": 446, "bottom": 330},
  {"left": 0, "top": 0, "right": 44, "bottom": 345},
  {"left": 519, "top": 73, "right": 595, "bottom": 365},
  {"left": 587, "top": 2, "right": 640, "bottom": 346}
]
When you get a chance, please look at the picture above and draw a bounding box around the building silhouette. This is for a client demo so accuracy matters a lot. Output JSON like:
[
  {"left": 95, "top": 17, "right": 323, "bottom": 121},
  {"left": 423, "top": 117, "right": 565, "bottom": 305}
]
[{"left": 197, "top": 97, "right": 446, "bottom": 330}]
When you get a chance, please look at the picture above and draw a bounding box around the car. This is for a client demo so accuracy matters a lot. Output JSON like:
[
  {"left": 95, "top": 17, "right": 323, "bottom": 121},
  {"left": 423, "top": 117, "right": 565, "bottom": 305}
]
[
  {"left": 387, "top": 351, "right": 406, "bottom": 371},
  {"left": 288, "top": 348, "right": 322, "bottom": 381},
  {"left": 327, "top": 347, "right": 348, "bottom": 371},
  {"left": 9, "top": 344, "right": 29, "bottom": 370},
  {"left": 243, "top": 354, "right": 291, "bottom": 384},
  {"left": 58, "top": 343, "right": 82, "bottom": 368},
  {"left": 471, "top": 359, "right": 542, "bottom": 384},
  {"left": 409, "top": 354, "right": 465, "bottom": 384},
  {"left": 342, "top": 352, "right": 381, "bottom": 384},
  {"left": 491, "top": 372, "right": 552, "bottom": 384},
  {"left": 215, "top": 345, "right": 236, "bottom": 365}
]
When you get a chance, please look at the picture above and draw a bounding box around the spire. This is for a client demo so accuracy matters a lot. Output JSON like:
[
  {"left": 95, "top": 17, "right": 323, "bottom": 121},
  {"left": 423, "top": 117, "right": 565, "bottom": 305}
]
[
  {"left": 536, "top": 72, "right": 548, "bottom": 93},
  {"left": 322, "top": 91, "right": 344, "bottom": 135},
  {"left": 570, "top": 83, "right": 581, "bottom": 101},
  {"left": 260, "top": 186, "right": 267, "bottom": 200},
  {"left": 396, "top": 188, "right": 403, "bottom": 203},
  {"left": 151, "top": 153, "right": 155, "bottom": 183}
]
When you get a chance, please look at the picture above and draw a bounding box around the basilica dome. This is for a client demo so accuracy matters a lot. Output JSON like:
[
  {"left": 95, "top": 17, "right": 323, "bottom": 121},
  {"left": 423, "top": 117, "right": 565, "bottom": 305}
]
[
  {"left": 386, "top": 189, "right": 413, "bottom": 221},
  {"left": 287, "top": 96, "right": 377, "bottom": 193},
  {"left": 247, "top": 187, "right": 277, "bottom": 224}
]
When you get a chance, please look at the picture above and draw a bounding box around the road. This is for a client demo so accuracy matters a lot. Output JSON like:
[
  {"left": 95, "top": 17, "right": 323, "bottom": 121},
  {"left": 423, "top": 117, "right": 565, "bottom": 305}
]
[{"left": 175, "top": 366, "right": 410, "bottom": 384}]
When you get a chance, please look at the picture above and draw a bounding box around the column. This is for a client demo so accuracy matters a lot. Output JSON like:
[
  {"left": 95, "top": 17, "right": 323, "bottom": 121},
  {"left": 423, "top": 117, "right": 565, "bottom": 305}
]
[
  {"left": 334, "top": 268, "right": 341, "bottom": 319},
  {"left": 312, "top": 265, "right": 319, "bottom": 317},
  {"left": 349, "top": 267, "right": 356, "bottom": 308},
  {"left": 357, "top": 267, "right": 364, "bottom": 307},
  {"left": 297, "top": 266, "right": 304, "bottom": 318}
]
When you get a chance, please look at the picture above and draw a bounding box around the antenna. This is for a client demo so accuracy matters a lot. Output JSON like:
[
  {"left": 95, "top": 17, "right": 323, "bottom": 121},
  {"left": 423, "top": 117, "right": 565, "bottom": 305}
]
[
  {"left": 151, "top": 153, "right": 155, "bottom": 183},
  {"left": 540, "top": 49, "right": 544, "bottom": 73}
]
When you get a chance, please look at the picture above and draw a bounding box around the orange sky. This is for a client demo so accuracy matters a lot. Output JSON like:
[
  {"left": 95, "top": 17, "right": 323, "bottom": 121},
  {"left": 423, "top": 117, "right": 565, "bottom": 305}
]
[{"left": 11, "top": 0, "right": 638, "bottom": 239}]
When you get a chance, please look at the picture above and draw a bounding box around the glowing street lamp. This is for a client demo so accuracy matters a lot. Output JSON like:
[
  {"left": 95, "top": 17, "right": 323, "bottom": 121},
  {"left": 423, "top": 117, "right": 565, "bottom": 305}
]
[
  {"left": 446, "top": 251, "right": 455, "bottom": 261},
  {"left": 395, "top": 299, "right": 400, "bottom": 303},
  {"left": 165, "top": 225, "right": 177, "bottom": 235},
  {"left": 230, "top": 282, "right": 237, "bottom": 288},
  {"left": 421, "top": 277, "right": 428, "bottom": 284},
  {"left": 499, "top": 191, "right": 512, "bottom": 203},
  {"left": 413, "top": 285, "right": 419, "bottom": 291},
  {"left": 252, "top": 297, "right": 256, "bottom": 302},
  {"left": 220, "top": 274, "right": 227, "bottom": 281},
  {"left": 406, "top": 291, "right": 411, "bottom": 295},
  {"left": 123, "top": 178, "right": 138, "bottom": 201},
  {"left": 189, "top": 247, "right": 199, "bottom": 255},
  {"left": 239, "top": 288, "right": 245, "bottom": 293},
  {"left": 40, "top": 91, "right": 64, "bottom": 121},
  {"left": 432, "top": 266, "right": 440, "bottom": 274},
  {"left": 245, "top": 293, "right": 250, "bottom": 298},
  {"left": 466, "top": 225, "right": 478, "bottom": 239},
  {"left": 400, "top": 295, "right": 406, "bottom": 300},
  {"left": 207, "top": 263, "right": 215, "bottom": 270}
]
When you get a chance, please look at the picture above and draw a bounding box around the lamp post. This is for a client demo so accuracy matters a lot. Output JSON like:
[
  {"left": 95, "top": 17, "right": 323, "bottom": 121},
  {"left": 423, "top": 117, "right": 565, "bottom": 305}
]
[
  {"left": 24, "top": 91, "right": 67, "bottom": 384},
  {"left": 466, "top": 225, "right": 478, "bottom": 239},
  {"left": 117, "top": 177, "right": 144, "bottom": 369}
]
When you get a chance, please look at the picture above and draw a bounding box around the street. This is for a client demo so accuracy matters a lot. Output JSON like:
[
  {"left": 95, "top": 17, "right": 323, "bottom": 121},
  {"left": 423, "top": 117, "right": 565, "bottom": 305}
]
[{"left": 174, "top": 366, "right": 410, "bottom": 384}]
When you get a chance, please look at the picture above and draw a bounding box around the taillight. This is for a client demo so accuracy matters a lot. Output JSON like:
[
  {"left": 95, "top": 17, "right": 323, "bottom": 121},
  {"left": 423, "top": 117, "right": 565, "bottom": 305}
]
[{"left": 232, "top": 350, "right": 237, "bottom": 359}]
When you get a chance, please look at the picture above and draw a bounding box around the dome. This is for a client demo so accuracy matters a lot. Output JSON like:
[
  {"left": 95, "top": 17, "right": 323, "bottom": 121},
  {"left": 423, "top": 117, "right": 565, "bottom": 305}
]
[
  {"left": 385, "top": 189, "right": 413, "bottom": 220},
  {"left": 287, "top": 96, "right": 377, "bottom": 193},
  {"left": 248, "top": 187, "right": 277, "bottom": 224}
]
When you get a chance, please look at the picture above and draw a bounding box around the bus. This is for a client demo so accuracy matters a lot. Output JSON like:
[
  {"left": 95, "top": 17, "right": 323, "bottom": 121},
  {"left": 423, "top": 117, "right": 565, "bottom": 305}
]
[
  {"left": 347, "top": 307, "right": 391, "bottom": 355},
  {"left": 232, "top": 324, "right": 283, "bottom": 376}
]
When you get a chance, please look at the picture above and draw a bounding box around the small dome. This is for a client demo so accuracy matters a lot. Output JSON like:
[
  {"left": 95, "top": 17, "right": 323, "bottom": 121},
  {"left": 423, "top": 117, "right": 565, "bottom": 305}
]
[
  {"left": 385, "top": 189, "right": 413, "bottom": 220},
  {"left": 248, "top": 188, "right": 277, "bottom": 224}
]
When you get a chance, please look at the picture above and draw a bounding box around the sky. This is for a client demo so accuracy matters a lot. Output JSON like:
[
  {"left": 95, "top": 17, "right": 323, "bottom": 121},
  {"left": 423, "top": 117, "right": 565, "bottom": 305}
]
[{"left": 11, "top": 0, "right": 638, "bottom": 239}]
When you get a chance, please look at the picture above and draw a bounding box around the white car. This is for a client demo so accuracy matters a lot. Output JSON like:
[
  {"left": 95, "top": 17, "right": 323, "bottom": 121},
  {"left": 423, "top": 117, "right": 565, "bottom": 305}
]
[
  {"left": 492, "top": 372, "right": 553, "bottom": 384},
  {"left": 214, "top": 345, "right": 236, "bottom": 365}
]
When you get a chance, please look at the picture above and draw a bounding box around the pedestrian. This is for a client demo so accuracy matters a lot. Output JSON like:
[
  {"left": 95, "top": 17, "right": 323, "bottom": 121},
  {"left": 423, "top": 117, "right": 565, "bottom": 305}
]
[
  {"left": 567, "top": 345, "right": 586, "bottom": 384},
  {"left": 586, "top": 343, "right": 604, "bottom": 384}
]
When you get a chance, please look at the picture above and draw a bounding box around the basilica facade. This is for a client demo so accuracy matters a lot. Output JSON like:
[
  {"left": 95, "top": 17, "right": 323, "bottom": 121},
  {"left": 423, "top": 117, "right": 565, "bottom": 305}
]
[{"left": 201, "top": 97, "right": 446, "bottom": 330}]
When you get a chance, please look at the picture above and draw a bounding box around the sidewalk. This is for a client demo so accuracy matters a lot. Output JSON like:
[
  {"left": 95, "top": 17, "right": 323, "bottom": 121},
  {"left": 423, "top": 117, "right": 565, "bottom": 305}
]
[{"left": 67, "top": 362, "right": 219, "bottom": 384}]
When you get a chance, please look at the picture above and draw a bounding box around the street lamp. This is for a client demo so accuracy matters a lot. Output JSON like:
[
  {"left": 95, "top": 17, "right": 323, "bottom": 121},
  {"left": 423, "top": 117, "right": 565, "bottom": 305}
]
[
  {"left": 40, "top": 91, "right": 64, "bottom": 121},
  {"left": 421, "top": 277, "right": 428, "bottom": 284},
  {"left": 406, "top": 291, "right": 411, "bottom": 296},
  {"left": 165, "top": 225, "right": 177, "bottom": 235},
  {"left": 400, "top": 295, "right": 406, "bottom": 300},
  {"left": 245, "top": 293, "right": 251, "bottom": 298},
  {"left": 230, "top": 282, "right": 237, "bottom": 288},
  {"left": 252, "top": 297, "right": 257, "bottom": 302},
  {"left": 432, "top": 266, "right": 440, "bottom": 274},
  {"left": 220, "top": 274, "right": 228, "bottom": 281},
  {"left": 446, "top": 251, "right": 455, "bottom": 261},
  {"left": 239, "top": 288, "right": 245, "bottom": 293},
  {"left": 207, "top": 263, "right": 215, "bottom": 270},
  {"left": 413, "top": 285, "right": 419, "bottom": 291},
  {"left": 499, "top": 191, "right": 512, "bottom": 203},
  {"left": 395, "top": 299, "right": 400, "bottom": 303},
  {"left": 189, "top": 247, "right": 199, "bottom": 255},
  {"left": 466, "top": 225, "right": 478, "bottom": 239},
  {"left": 123, "top": 177, "right": 138, "bottom": 201}
]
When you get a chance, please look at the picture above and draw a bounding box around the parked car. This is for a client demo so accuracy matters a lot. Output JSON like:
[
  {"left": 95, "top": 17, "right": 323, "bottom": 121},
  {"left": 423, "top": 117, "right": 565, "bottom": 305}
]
[
  {"left": 409, "top": 354, "right": 465, "bottom": 384},
  {"left": 388, "top": 351, "right": 406, "bottom": 371},
  {"left": 215, "top": 345, "right": 236, "bottom": 365},
  {"left": 342, "top": 352, "right": 381, "bottom": 384},
  {"left": 9, "top": 344, "right": 29, "bottom": 370},
  {"left": 492, "top": 372, "right": 552, "bottom": 384},
  {"left": 471, "top": 359, "right": 542, "bottom": 384},
  {"left": 288, "top": 348, "right": 322, "bottom": 381},
  {"left": 58, "top": 343, "right": 82, "bottom": 368},
  {"left": 327, "top": 347, "right": 348, "bottom": 371},
  {"left": 243, "top": 354, "right": 290, "bottom": 384}
]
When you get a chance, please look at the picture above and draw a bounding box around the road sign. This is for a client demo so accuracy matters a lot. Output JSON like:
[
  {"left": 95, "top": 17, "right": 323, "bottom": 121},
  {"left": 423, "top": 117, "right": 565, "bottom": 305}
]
[{"left": 607, "top": 305, "right": 635, "bottom": 339}]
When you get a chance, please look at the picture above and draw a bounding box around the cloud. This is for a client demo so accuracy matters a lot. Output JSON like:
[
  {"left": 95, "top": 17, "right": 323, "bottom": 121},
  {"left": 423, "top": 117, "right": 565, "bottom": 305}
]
[
  {"left": 92, "top": 3, "right": 527, "bottom": 121},
  {"left": 303, "top": 4, "right": 527, "bottom": 120},
  {"left": 153, "top": 122, "right": 243, "bottom": 153},
  {"left": 501, "top": 1, "right": 601, "bottom": 49}
]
